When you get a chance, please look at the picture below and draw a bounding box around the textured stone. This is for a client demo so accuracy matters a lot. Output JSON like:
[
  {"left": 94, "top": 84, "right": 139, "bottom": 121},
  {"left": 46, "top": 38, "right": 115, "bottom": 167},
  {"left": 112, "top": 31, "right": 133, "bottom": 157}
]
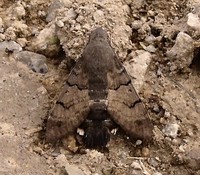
[
  {"left": 166, "top": 32, "right": 194, "bottom": 72},
  {"left": 14, "top": 51, "right": 48, "bottom": 73}
]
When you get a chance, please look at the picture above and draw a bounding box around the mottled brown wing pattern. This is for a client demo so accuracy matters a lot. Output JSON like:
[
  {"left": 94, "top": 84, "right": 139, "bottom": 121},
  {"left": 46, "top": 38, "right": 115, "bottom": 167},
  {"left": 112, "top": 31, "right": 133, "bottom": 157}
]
[
  {"left": 106, "top": 52, "right": 153, "bottom": 141},
  {"left": 46, "top": 84, "right": 90, "bottom": 143},
  {"left": 46, "top": 27, "right": 153, "bottom": 147},
  {"left": 107, "top": 83, "right": 153, "bottom": 141}
]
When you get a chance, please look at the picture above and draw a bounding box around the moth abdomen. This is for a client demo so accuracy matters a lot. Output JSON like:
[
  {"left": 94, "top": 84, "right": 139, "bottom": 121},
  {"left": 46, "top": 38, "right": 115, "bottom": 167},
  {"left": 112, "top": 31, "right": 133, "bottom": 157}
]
[{"left": 83, "top": 121, "right": 110, "bottom": 148}]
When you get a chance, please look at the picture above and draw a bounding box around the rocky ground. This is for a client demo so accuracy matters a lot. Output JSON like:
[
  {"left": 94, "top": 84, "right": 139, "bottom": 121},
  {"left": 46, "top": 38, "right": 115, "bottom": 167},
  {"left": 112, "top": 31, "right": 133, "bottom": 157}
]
[{"left": 0, "top": 0, "right": 200, "bottom": 174}]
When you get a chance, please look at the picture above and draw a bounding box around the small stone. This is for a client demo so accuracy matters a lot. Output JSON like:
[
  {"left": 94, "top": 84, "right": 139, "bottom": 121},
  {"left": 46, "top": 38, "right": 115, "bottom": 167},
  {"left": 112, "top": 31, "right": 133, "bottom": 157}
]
[
  {"left": 166, "top": 32, "right": 194, "bottom": 72},
  {"left": 131, "top": 20, "right": 143, "bottom": 30},
  {"left": 148, "top": 158, "right": 160, "bottom": 167},
  {"left": 38, "top": 10, "right": 46, "bottom": 17},
  {"left": 162, "top": 123, "right": 179, "bottom": 138},
  {"left": 0, "top": 41, "right": 22, "bottom": 52},
  {"left": 187, "top": 13, "right": 200, "bottom": 32},
  {"left": 37, "top": 86, "right": 47, "bottom": 95},
  {"left": 56, "top": 20, "right": 64, "bottom": 28},
  {"left": 135, "top": 140, "right": 142, "bottom": 145},
  {"left": 131, "top": 161, "right": 142, "bottom": 170},
  {"left": 145, "top": 44, "right": 156, "bottom": 53},
  {"left": 14, "top": 51, "right": 48, "bottom": 73},
  {"left": 62, "top": 135, "right": 78, "bottom": 153},
  {"left": 46, "top": 0, "right": 63, "bottom": 22},
  {"left": 142, "top": 147, "right": 150, "bottom": 157}
]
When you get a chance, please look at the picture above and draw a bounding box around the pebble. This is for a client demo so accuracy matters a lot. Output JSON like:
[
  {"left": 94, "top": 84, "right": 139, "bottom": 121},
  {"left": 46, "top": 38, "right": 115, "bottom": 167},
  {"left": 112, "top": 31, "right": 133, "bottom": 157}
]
[
  {"left": 14, "top": 51, "right": 48, "bottom": 73},
  {"left": 56, "top": 20, "right": 64, "bottom": 28},
  {"left": 131, "top": 161, "right": 142, "bottom": 170},
  {"left": 131, "top": 20, "right": 143, "bottom": 30},
  {"left": 46, "top": 0, "right": 63, "bottom": 22},
  {"left": 187, "top": 13, "right": 200, "bottom": 32},
  {"left": 145, "top": 44, "right": 156, "bottom": 53},
  {"left": 162, "top": 123, "right": 179, "bottom": 138},
  {"left": 142, "top": 147, "right": 150, "bottom": 157},
  {"left": 0, "top": 41, "right": 22, "bottom": 52},
  {"left": 166, "top": 32, "right": 194, "bottom": 72}
]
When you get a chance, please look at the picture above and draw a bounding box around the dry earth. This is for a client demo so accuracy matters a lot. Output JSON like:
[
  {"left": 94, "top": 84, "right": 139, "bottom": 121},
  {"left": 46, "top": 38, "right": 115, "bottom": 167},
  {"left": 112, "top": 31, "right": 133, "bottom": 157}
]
[{"left": 0, "top": 0, "right": 200, "bottom": 175}]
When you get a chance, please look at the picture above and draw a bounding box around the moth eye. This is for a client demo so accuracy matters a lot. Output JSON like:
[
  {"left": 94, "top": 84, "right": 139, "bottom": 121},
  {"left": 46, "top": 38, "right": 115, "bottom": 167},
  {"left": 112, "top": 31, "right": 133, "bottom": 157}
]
[{"left": 128, "top": 89, "right": 132, "bottom": 92}]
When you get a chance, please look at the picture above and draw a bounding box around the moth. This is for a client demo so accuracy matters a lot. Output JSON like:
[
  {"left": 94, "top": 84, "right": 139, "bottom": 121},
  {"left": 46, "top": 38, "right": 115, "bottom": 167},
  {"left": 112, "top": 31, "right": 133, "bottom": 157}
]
[{"left": 46, "top": 27, "right": 153, "bottom": 148}]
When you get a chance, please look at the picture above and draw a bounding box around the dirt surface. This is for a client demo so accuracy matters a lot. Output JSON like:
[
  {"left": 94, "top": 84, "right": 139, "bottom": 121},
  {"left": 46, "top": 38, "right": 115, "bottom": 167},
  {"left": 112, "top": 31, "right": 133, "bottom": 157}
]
[{"left": 0, "top": 0, "right": 200, "bottom": 175}]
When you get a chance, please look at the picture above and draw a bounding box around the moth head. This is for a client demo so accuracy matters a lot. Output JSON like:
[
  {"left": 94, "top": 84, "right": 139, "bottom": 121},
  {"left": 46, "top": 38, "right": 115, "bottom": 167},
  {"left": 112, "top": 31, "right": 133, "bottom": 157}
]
[
  {"left": 89, "top": 27, "right": 108, "bottom": 42},
  {"left": 83, "top": 121, "right": 110, "bottom": 148}
]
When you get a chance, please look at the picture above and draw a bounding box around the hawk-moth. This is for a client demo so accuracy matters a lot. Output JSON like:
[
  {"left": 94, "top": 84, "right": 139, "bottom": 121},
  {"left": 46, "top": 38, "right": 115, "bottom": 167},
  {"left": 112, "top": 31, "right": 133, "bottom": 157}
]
[{"left": 46, "top": 27, "right": 153, "bottom": 148}]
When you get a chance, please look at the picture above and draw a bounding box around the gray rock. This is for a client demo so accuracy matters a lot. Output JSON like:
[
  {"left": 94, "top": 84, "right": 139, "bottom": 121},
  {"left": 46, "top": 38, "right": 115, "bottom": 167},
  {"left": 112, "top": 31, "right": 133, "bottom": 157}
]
[
  {"left": 162, "top": 123, "right": 179, "bottom": 138},
  {"left": 14, "top": 51, "right": 48, "bottom": 73},
  {"left": 145, "top": 44, "right": 156, "bottom": 53},
  {"left": 166, "top": 32, "right": 194, "bottom": 72},
  {"left": 0, "top": 41, "right": 22, "bottom": 52},
  {"left": 131, "top": 20, "right": 143, "bottom": 30},
  {"left": 46, "top": 0, "right": 63, "bottom": 22}
]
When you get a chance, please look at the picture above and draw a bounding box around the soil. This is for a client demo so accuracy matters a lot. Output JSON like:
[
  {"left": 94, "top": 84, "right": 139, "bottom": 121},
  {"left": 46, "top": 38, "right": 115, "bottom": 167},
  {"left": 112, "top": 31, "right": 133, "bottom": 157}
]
[{"left": 0, "top": 0, "right": 200, "bottom": 175}]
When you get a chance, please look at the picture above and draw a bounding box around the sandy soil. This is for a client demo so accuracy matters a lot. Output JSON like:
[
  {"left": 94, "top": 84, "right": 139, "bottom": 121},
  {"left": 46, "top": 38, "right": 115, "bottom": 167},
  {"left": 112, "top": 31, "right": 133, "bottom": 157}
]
[{"left": 0, "top": 0, "right": 200, "bottom": 174}]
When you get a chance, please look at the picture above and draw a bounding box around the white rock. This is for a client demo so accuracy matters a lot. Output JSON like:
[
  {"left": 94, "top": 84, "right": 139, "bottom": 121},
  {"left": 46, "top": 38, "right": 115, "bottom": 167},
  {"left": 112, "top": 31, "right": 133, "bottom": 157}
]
[
  {"left": 131, "top": 161, "right": 142, "bottom": 170},
  {"left": 131, "top": 20, "right": 143, "bottom": 30},
  {"left": 145, "top": 44, "right": 156, "bottom": 53},
  {"left": 56, "top": 20, "right": 64, "bottom": 28},
  {"left": 124, "top": 50, "right": 151, "bottom": 92},
  {"left": 187, "top": 13, "right": 200, "bottom": 31},
  {"left": 166, "top": 32, "right": 194, "bottom": 72},
  {"left": 162, "top": 123, "right": 179, "bottom": 138}
]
